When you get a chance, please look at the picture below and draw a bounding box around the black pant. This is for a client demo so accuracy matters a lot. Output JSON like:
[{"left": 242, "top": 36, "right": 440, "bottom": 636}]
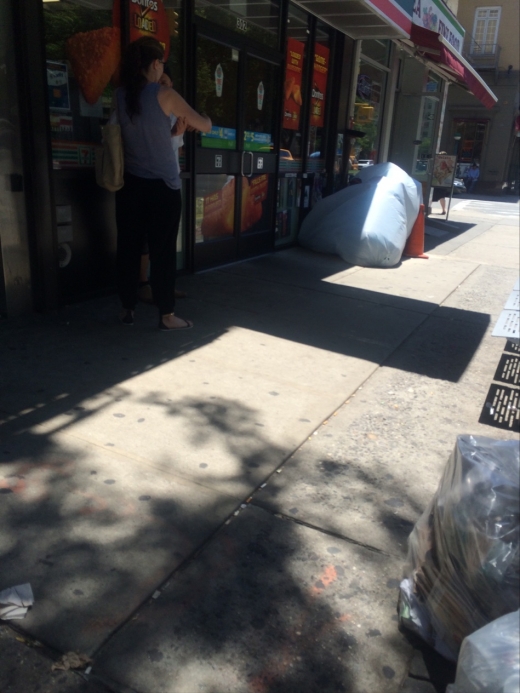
[{"left": 116, "top": 173, "right": 181, "bottom": 315}]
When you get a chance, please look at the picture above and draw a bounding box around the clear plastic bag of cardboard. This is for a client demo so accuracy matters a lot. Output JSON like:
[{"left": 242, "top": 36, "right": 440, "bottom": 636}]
[{"left": 399, "top": 435, "right": 519, "bottom": 660}]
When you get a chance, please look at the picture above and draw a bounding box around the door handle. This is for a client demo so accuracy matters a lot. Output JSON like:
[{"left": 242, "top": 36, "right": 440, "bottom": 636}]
[{"left": 241, "top": 151, "right": 254, "bottom": 178}]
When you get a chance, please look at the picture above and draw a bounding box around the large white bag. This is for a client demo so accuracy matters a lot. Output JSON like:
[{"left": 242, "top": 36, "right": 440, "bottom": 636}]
[
  {"left": 299, "top": 162, "right": 422, "bottom": 267},
  {"left": 446, "top": 610, "right": 520, "bottom": 693}
]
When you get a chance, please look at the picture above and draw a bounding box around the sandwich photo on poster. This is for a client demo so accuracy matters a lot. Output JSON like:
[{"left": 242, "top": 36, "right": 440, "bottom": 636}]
[
  {"left": 240, "top": 174, "right": 269, "bottom": 233},
  {"left": 310, "top": 43, "right": 329, "bottom": 128},
  {"left": 283, "top": 38, "right": 304, "bottom": 130},
  {"left": 198, "top": 174, "right": 271, "bottom": 240}
]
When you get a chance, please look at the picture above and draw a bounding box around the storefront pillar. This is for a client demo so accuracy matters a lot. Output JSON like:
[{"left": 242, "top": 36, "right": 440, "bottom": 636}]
[{"left": 12, "top": 0, "right": 59, "bottom": 313}]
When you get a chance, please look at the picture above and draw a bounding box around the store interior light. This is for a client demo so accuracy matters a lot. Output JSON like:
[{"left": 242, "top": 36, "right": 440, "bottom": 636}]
[
  {"left": 454, "top": 134, "right": 462, "bottom": 141},
  {"left": 43, "top": 0, "right": 61, "bottom": 3}
]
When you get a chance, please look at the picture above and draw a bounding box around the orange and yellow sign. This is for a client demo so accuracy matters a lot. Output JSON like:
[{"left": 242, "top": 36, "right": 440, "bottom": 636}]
[
  {"left": 309, "top": 43, "right": 329, "bottom": 128},
  {"left": 113, "top": 0, "right": 171, "bottom": 60},
  {"left": 283, "top": 38, "right": 305, "bottom": 131}
]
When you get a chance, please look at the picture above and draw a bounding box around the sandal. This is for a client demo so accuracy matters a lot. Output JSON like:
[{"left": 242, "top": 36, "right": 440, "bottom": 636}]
[{"left": 158, "top": 315, "right": 193, "bottom": 331}]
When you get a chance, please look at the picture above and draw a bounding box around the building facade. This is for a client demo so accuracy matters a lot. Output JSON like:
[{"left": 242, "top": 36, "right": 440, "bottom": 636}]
[
  {"left": 0, "top": 0, "right": 496, "bottom": 317},
  {"left": 440, "top": 0, "right": 520, "bottom": 191}
]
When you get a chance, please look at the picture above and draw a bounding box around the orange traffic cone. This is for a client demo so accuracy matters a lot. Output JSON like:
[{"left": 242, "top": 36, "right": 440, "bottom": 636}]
[{"left": 403, "top": 204, "right": 428, "bottom": 259}]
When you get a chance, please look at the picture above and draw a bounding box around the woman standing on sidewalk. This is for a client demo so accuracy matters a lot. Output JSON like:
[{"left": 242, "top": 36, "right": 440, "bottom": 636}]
[{"left": 116, "top": 37, "right": 211, "bottom": 330}]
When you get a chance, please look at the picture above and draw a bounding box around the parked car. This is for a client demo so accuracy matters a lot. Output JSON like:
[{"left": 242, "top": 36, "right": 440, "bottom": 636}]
[
  {"left": 279, "top": 149, "right": 293, "bottom": 160},
  {"left": 357, "top": 159, "right": 374, "bottom": 168},
  {"left": 453, "top": 178, "right": 466, "bottom": 194}
]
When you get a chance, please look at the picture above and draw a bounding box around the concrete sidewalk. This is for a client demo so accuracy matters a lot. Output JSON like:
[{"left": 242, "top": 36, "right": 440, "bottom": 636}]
[{"left": 0, "top": 197, "right": 518, "bottom": 692}]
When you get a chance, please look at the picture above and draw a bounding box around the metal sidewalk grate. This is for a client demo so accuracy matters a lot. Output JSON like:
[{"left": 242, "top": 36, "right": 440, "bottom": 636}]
[
  {"left": 505, "top": 340, "right": 520, "bottom": 355},
  {"left": 493, "top": 353, "right": 520, "bottom": 386},
  {"left": 492, "top": 309, "right": 520, "bottom": 341},
  {"left": 479, "top": 383, "right": 520, "bottom": 432}
]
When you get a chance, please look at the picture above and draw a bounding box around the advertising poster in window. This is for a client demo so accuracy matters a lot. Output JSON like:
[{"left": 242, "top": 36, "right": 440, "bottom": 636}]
[
  {"left": 241, "top": 174, "right": 269, "bottom": 233},
  {"left": 310, "top": 43, "right": 329, "bottom": 128},
  {"left": 47, "top": 62, "right": 70, "bottom": 111},
  {"left": 283, "top": 38, "right": 304, "bottom": 130},
  {"left": 199, "top": 176, "right": 235, "bottom": 241},
  {"left": 197, "top": 175, "right": 270, "bottom": 240},
  {"left": 113, "top": 1, "right": 170, "bottom": 59}
]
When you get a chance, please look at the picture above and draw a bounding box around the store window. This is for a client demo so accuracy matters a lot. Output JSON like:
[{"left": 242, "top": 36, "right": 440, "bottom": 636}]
[
  {"left": 454, "top": 119, "right": 488, "bottom": 167},
  {"left": 351, "top": 40, "right": 390, "bottom": 169},
  {"left": 43, "top": 0, "right": 115, "bottom": 169},
  {"left": 360, "top": 39, "right": 390, "bottom": 66},
  {"left": 275, "top": 4, "right": 308, "bottom": 247},
  {"left": 280, "top": 4, "right": 309, "bottom": 172},
  {"left": 43, "top": 0, "right": 183, "bottom": 168},
  {"left": 196, "top": 37, "right": 239, "bottom": 151},
  {"left": 195, "top": 0, "right": 280, "bottom": 49},
  {"left": 43, "top": 0, "right": 186, "bottom": 267},
  {"left": 306, "top": 22, "right": 332, "bottom": 173}
]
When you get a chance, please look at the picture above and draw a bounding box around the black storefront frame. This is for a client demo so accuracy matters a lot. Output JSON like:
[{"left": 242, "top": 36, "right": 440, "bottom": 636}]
[
  {"left": 12, "top": 0, "right": 59, "bottom": 312},
  {"left": 11, "top": 0, "right": 355, "bottom": 313}
]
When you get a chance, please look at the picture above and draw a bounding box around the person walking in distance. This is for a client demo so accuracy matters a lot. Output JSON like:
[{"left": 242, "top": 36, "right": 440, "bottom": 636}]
[
  {"left": 432, "top": 151, "right": 450, "bottom": 214},
  {"left": 116, "top": 37, "right": 211, "bottom": 330}
]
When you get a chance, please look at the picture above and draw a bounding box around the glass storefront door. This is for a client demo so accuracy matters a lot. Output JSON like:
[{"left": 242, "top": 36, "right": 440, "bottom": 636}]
[{"left": 194, "top": 33, "right": 279, "bottom": 269}]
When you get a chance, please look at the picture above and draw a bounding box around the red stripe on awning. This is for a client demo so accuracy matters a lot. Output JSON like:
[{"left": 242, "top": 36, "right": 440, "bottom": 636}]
[{"left": 410, "top": 25, "right": 498, "bottom": 109}]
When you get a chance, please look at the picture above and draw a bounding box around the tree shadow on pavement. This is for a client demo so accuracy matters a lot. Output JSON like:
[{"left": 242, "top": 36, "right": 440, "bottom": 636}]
[
  {"left": 1, "top": 394, "right": 413, "bottom": 693},
  {"left": 0, "top": 247, "right": 500, "bottom": 691}
]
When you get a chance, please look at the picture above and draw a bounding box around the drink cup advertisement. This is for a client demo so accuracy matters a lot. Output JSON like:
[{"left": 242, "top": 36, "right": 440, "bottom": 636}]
[
  {"left": 283, "top": 38, "right": 304, "bottom": 130},
  {"left": 310, "top": 43, "right": 329, "bottom": 128},
  {"left": 215, "top": 64, "right": 223, "bottom": 97},
  {"left": 257, "top": 81, "right": 264, "bottom": 110},
  {"left": 432, "top": 154, "right": 457, "bottom": 187},
  {"left": 47, "top": 62, "right": 70, "bottom": 111}
]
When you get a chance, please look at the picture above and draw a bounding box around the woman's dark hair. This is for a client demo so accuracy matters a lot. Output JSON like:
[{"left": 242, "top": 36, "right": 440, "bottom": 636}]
[{"left": 119, "top": 37, "right": 164, "bottom": 119}]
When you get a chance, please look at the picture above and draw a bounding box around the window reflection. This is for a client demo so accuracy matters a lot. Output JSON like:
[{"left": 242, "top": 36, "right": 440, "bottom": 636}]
[
  {"left": 43, "top": 0, "right": 115, "bottom": 168},
  {"left": 196, "top": 37, "right": 238, "bottom": 149},
  {"left": 244, "top": 57, "right": 277, "bottom": 152},
  {"left": 352, "top": 61, "right": 386, "bottom": 166}
]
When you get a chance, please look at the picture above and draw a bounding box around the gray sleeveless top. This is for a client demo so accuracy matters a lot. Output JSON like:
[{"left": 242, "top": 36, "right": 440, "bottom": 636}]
[{"left": 117, "top": 82, "right": 180, "bottom": 190}]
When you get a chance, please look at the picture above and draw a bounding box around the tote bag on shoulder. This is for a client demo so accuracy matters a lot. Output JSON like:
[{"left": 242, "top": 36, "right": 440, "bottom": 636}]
[
  {"left": 95, "top": 97, "right": 124, "bottom": 192},
  {"left": 95, "top": 123, "right": 124, "bottom": 191}
]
